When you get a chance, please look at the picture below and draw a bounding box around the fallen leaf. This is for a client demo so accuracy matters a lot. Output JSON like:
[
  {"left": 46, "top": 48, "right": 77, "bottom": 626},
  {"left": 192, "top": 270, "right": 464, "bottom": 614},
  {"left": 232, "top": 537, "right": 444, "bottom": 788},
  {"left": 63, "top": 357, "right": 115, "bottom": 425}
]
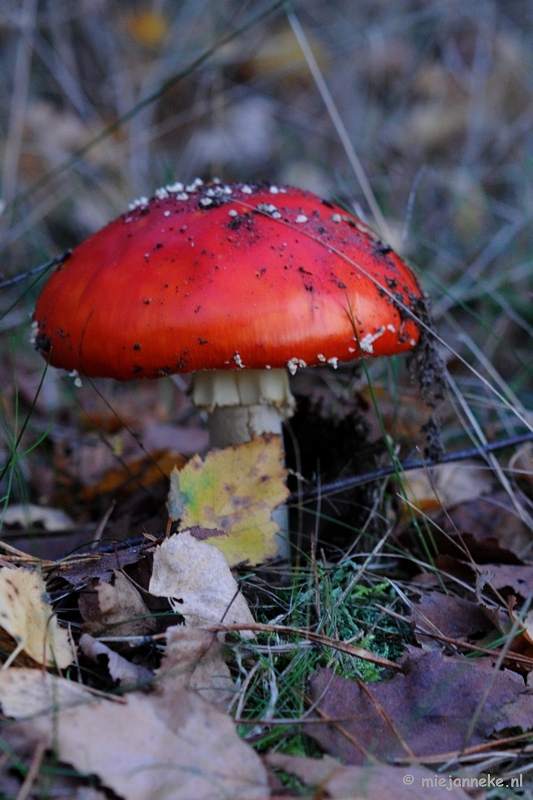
[
  {"left": 407, "top": 593, "right": 495, "bottom": 647},
  {"left": 157, "top": 625, "right": 235, "bottom": 709},
  {"left": 400, "top": 461, "right": 491, "bottom": 517},
  {"left": 0, "top": 668, "right": 269, "bottom": 800},
  {"left": 427, "top": 491, "right": 531, "bottom": 563},
  {"left": 168, "top": 435, "right": 289, "bottom": 566},
  {"left": 80, "top": 449, "right": 185, "bottom": 501},
  {"left": 2, "top": 503, "right": 74, "bottom": 531},
  {"left": 267, "top": 753, "right": 473, "bottom": 799},
  {"left": 308, "top": 648, "right": 533, "bottom": 764},
  {"left": 484, "top": 563, "right": 533, "bottom": 598},
  {"left": 79, "top": 569, "right": 157, "bottom": 638},
  {"left": 0, "top": 565, "right": 73, "bottom": 668},
  {"left": 149, "top": 532, "right": 255, "bottom": 636},
  {"left": 60, "top": 545, "right": 149, "bottom": 587},
  {"left": 79, "top": 634, "right": 152, "bottom": 687}
]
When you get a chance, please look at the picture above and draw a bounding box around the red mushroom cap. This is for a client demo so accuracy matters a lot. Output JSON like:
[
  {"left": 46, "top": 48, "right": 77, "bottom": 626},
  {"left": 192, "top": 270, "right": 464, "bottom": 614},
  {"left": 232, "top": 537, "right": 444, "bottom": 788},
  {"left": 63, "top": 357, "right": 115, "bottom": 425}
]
[{"left": 33, "top": 181, "right": 423, "bottom": 381}]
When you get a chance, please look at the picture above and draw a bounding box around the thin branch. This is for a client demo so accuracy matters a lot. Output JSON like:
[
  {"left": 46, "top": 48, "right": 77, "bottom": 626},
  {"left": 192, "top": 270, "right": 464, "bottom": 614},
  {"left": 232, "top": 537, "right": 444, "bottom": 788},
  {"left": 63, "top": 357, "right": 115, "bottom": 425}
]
[
  {"left": 0, "top": 250, "right": 70, "bottom": 289},
  {"left": 289, "top": 430, "right": 533, "bottom": 503}
]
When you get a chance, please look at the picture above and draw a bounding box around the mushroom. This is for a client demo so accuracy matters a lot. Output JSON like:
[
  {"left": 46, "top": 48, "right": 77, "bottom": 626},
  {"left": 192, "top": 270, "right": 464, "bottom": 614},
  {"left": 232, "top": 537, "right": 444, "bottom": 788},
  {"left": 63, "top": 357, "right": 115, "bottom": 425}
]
[{"left": 32, "top": 180, "right": 424, "bottom": 546}]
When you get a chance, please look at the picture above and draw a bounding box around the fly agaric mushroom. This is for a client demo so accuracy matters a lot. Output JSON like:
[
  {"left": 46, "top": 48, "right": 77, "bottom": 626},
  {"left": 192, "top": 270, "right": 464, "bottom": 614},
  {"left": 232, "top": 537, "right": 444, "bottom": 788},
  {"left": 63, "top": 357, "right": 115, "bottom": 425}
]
[{"left": 33, "top": 180, "right": 423, "bottom": 450}]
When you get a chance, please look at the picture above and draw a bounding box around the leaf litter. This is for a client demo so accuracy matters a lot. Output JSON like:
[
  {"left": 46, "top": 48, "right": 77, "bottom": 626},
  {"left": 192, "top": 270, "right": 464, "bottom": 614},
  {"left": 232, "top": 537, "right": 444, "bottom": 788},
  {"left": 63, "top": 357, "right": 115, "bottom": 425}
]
[
  {"left": 2, "top": 431, "right": 533, "bottom": 797},
  {"left": 0, "top": 667, "right": 269, "bottom": 800},
  {"left": 308, "top": 649, "right": 533, "bottom": 765},
  {"left": 0, "top": 531, "right": 268, "bottom": 800}
]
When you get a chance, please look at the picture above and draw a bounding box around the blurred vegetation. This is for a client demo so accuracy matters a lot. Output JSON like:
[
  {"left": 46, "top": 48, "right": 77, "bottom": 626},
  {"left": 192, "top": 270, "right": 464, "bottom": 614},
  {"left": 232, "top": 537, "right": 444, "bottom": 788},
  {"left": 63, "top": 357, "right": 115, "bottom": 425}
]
[{"left": 1, "top": 0, "right": 533, "bottom": 538}]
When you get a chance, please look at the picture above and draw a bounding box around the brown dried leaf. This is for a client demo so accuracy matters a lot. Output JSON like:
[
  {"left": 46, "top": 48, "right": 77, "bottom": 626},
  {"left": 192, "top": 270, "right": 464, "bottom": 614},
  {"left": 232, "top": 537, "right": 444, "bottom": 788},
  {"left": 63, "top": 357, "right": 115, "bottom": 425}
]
[
  {"left": 60, "top": 546, "right": 149, "bottom": 587},
  {"left": 79, "top": 634, "right": 153, "bottom": 687},
  {"left": 149, "top": 531, "right": 255, "bottom": 636},
  {"left": 407, "top": 593, "right": 494, "bottom": 647},
  {"left": 485, "top": 563, "right": 533, "bottom": 599},
  {"left": 0, "top": 668, "right": 268, "bottom": 800},
  {"left": 80, "top": 449, "right": 185, "bottom": 501},
  {"left": 157, "top": 625, "right": 235, "bottom": 709},
  {"left": 79, "top": 569, "right": 156, "bottom": 638},
  {"left": 308, "top": 649, "right": 533, "bottom": 764},
  {"left": 428, "top": 491, "right": 531, "bottom": 563},
  {"left": 401, "top": 462, "right": 491, "bottom": 517},
  {"left": 267, "top": 754, "right": 473, "bottom": 799}
]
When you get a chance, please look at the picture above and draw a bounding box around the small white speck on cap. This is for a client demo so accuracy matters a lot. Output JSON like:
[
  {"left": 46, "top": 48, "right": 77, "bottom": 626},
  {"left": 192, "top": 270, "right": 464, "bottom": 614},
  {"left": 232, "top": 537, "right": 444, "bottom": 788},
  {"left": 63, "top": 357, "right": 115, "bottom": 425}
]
[
  {"left": 269, "top": 186, "right": 279, "bottom": 194},
  {"left": 295, "top": 214, "right": 308, "bottom": 224},
  {"left": 128, "top": 196, "right": 148, "bottom": 210},
  {"left": 348, "top": 347, "right": 356, "bottom": 353},
  {"left": 166, "top": 182, "right": 184, "bottom": 193},
  {"left": 410, "top": 338, "right": 417, "bottom": 347},
  {"left": 223, "top": 185, "right": 233, "bottom": 195},
  {"left": 199, "top": 197, "right": 213, "bottom": 207},
  {"left": 360, "top": 327, "right": 386, "bottom": 354},
  {"left": 331, "top": 213, "right": 342, "bottom": 223},
  {"left": 29, "top": 319, "right": 38, "bottom": 346},
  {"left": 176, "top": 192, "right": 189, "bottom": 201},
  {"left": 212, "top": 177, "right": 221, "bottom": 184},
  {"left": 272, "top": 211, "right": 281, "bottom": 219},
  {"left": 205, "top": 188, "right": 215, "bottom": 197},
  {"left": 265, "top": 365, "right": 271, "bottom": 369},
  {"left": 163, "top": 210, "right": 171, "bottom": 217},
  {"left": 69, "top": 369, "right": 82, "bottom": 388},
  {"left": 155, "top": 187, "right": 169, "bottom": 200},
  {"left": 186, "top": 180, "right": 201, "bottom": 192},
  {"left": 287, "top": 357, "right": 307, "bottom": 375},
  {"left": 327, "top": 357, "right": 339, "bottom": 368},
  {"left": 233, "top": 352, "right": 245, "bottom": 368},
  {"left": 387, "top": 324, "right": 396, "bottom": 333},
  {"left": 317, "top": 354, "right": 326, "bottom": 362},
  {"left": 228, "top": 209, "right": 238, "bottom": 217},
  {"left": 241, "top": 185, "right": 252, "bottom": 194}
]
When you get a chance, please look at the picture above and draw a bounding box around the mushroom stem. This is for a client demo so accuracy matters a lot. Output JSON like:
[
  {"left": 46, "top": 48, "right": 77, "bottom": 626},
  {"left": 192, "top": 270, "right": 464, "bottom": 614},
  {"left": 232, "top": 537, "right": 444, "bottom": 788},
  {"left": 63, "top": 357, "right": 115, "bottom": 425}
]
[
  {"left": 191, "top": 369, "right": 296, "bottom": 448},
  {"left": 191, "top": 368, "right": 295, "bottom": 557}
]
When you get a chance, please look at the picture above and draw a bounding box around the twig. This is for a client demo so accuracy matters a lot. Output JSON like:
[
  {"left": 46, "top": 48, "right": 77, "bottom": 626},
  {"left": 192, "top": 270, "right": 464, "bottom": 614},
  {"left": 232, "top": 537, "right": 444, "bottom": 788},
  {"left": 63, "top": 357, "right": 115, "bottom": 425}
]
[
  {"left": 205, "top": 621, "right": 401, "bottom": 671},
  {"left": 289, "top": 430, "right": 533, "bottom": 503},
  {"left": 0, "top": 250, "right": 70, "bottom": 289}
]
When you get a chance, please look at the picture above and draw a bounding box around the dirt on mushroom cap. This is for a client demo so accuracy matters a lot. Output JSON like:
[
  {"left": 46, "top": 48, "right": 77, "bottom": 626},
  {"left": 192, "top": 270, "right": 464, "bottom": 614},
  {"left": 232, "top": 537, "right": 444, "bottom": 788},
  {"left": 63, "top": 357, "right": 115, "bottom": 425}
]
[{"left": 33, "top": 182, "right": 423, "bottom": 380}]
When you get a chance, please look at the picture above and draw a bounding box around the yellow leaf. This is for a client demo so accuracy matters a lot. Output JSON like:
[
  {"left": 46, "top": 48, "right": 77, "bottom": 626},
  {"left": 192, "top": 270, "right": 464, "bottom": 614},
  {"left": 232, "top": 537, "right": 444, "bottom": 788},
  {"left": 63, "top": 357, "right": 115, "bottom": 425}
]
[
  {"left": 0, "top": 566, "right": 73, "bottom": 668},
  {"left": 168, "top": 435, "right": 289, "bottom": 566}
]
